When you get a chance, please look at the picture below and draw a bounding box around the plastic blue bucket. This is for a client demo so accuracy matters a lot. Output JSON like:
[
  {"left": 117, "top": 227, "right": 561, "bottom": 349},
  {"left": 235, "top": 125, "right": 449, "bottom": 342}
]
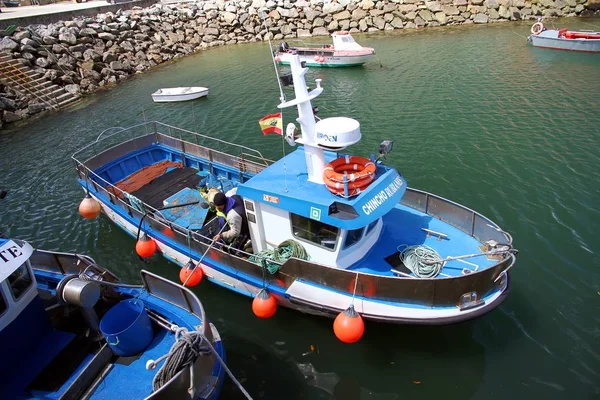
[{"left": 99, "top": 299, "right": 153, "bottom": 357}]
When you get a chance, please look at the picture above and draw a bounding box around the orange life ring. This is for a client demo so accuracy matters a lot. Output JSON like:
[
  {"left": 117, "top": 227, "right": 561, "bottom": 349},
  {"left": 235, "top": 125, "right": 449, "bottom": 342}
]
[
  {"left": 531, "top": 22, "right": 544, "bottom": 35},
  {"left": 324, "top": 156, "right": 376, "bottom": 183},
  {"left": 323, "top": 156, "right": 376, "bottom": 196}
]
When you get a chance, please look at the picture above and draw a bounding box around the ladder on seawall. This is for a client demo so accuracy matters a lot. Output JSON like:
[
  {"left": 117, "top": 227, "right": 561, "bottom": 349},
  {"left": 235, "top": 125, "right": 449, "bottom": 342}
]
[{"left": 0, "top": 52, "right": 80, "bottom": 111}]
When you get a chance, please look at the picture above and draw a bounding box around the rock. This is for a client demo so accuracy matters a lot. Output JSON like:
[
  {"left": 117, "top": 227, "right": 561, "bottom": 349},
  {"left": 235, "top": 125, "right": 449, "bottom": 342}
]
[
  {"left": 102, "top": 52, "right": 117, "bottom": 63},
  {"left": 485, "top": 0, "right": 499, "bottom": 8},
  {"left": 391, "top": 17, "right": 404, "bottom": 28},
  {"left": 98, "top": 32, "right": 117, "bottom": 41},
  {"left": 313, "top": 17, "right": 325, "bottom": 27},
  {"left": 3, "top": 111, "right": 23, "bottom": 123},
  {"left": 35, "top": 57, "right": 50, "bottom": 68},
  {"left": 352, "top": 8, "right": 368, "bottom": 20},
  {"left": 14, "top": 31, "right": 31, "bottom": 41},
  {"left": 312, "top": 26, "right": 329, "bottom": 35},
  {"left": 419, "top": 9, "right": 434, "bottom": 20},
  {"left": 0, "top": 97, "right": 17, "bottom": 110},
  {"left": 221, "top": 11, "right": 238, "bottom": 25},
  {"left": 334, "top": 10, "right": 352, "bottom": 20},
  {"left": 323, "top": 3, "right": 344, "bottom": 13},
  {"left": 27, "top": 102, "right": 46, "bottom": 115},
  {"left": 297, "top": 29, "right": 312, "bottom": 37},
  {"left": 489, "top": 8, "right": 500, "bottom": 18},
  {"left": 426, "top": 1, "right": 442, "bottom": 12},
  {"left": 473, "top": 13, "right": 489, "bottom": 22},
  {"left": 434, "top": 11, "right": 447, "bottom": 22},
  {"left": 361, "top": 0, "right": 375, "bottom": 9},
  {"left": 372, "top": 16, "right": 385, "bottom": 28},
  {"left": 304, "top": 8, "right": 320, "bottom": 21},
  {"left": 0, "top": 37, "right": 19, "bottom": 52},
  {"left": 442, "top": 5, "right": 460, "bottom": 14}
]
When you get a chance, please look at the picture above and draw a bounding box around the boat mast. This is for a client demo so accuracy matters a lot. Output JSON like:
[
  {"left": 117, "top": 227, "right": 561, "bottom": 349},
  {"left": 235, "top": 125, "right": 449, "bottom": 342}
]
[{"left": 278, "top": 54, "right": 325, "bottom": 184}]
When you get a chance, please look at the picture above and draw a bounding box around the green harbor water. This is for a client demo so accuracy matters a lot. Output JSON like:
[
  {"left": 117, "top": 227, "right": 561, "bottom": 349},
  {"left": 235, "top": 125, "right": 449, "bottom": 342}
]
[{"left": 1, "top": 18, "right": 599, "bottom": 399}]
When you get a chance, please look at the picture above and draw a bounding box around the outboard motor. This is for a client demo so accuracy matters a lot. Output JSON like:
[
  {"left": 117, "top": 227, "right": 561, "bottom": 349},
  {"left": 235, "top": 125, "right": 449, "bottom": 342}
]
[{"left": 57, "top": 276, "right": 101, "bottom": 334}]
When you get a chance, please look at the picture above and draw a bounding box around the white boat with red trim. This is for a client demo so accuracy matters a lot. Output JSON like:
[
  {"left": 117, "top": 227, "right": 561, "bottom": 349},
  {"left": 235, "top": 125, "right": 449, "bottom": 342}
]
[
  {"left": 274, "top": 31, "right": 375, "bottom": 67},
  {"left": 528, "top": 20, "right": 600, "bottom": 53}
]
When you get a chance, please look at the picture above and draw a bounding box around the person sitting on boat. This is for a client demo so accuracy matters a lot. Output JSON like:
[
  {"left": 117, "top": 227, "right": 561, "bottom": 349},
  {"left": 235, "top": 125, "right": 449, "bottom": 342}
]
[{"left": 212, "top": 191, "right": 250, "bottom": 250}]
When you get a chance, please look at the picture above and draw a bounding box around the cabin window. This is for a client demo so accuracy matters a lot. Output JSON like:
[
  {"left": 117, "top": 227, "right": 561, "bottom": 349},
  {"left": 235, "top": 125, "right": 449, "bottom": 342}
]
[
  {"left": 343, "top": 228, "right": 364, "bottom": 250},
  {"left": 8, "top": 263, "right": 32, "bottom": 301},
  {"left": 0, "top": 290, "right": 6, "bottom": 316},
  {"left": 291, "top": 213, "right": 339, "bottom": 250},
  {"left": 366, "top": 219, "right": 378, "bottom": 235}
]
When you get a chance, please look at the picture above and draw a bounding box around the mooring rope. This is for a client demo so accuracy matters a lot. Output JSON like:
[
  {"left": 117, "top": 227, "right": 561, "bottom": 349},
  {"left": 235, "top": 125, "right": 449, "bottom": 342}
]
[
  {"left": 151, "top": 327, "right": 253, "bottom": 399},
  {"left": 398, "top": 244, "right": 516, "bottom": 278},
  {"left": 249, "top": 239, "right": 309, "bottom": 274},
  {"left": 398, "top": 245, "right": 444, "bottom": 278}
]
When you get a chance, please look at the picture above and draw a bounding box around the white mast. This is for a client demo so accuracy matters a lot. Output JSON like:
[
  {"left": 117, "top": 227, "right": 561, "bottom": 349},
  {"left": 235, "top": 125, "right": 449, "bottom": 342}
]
[{"left": 278, "top": 55, "right": 325, "bottom": 184}]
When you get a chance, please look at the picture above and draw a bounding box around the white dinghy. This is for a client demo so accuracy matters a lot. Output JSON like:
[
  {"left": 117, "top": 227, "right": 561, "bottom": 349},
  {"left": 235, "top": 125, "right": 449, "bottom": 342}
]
[{"left": 151, "top": 87, "right": 209, "bottom": 103}]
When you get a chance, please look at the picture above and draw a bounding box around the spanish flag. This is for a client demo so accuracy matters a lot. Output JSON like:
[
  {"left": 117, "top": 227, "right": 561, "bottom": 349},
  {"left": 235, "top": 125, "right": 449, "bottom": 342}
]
[{"left": 258, "top": 112, "right": 283, "bottom": 135}]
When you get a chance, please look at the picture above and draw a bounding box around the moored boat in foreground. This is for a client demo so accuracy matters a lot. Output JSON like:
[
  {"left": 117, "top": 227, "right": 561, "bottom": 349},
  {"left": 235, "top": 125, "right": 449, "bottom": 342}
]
[
  {"left": 0, "top": 236, "right": 231, "bottom": 399},
  {"left": 72, "top": 50, "right": 517, "bottom": 341},
  {"left": 528, "top": 20, "right": 600, "bottom": 52},
  {"left": 274, "top": 31, "right": 375, "bottom": 67}
]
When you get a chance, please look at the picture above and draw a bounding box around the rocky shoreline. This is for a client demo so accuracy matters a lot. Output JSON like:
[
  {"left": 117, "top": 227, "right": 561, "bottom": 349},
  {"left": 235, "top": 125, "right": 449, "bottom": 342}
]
[{"left": 0, "top": 0, "right": 599, "bottom": 127}]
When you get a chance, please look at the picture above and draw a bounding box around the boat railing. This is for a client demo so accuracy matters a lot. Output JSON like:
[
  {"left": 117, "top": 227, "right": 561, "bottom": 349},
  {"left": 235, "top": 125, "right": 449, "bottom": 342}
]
[
  {"left": 401, "top": 188, "right": 512, "bottom": 246},
  {"left": 72, "top": 121, "right": 273, "bottom": 173},
  {"left": 28, "top": 247, "right": 103, "bottom": 277},
  {"left": 28, "top": 247, "right": 212, "bottom": 338},
  {"left": 140, "top": 270, "right": 211, "bottom": 340}
]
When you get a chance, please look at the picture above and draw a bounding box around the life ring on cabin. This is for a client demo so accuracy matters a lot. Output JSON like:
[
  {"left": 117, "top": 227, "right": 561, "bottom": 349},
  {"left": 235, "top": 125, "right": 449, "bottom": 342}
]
[
  {"left": 323, "top": 156, "right": 376, "bottom": 196},
  {"left": 531, "top": 22, "right": 544, "bottom": 35},
  {"left": 324, "top": 156, "right": 376, "bottom": 183}
]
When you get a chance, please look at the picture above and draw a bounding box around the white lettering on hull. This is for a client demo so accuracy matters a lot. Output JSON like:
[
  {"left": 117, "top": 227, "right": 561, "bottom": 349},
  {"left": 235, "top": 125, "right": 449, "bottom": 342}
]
[{"left": 362, "top": 176, "right": 403, "bottom": 215}]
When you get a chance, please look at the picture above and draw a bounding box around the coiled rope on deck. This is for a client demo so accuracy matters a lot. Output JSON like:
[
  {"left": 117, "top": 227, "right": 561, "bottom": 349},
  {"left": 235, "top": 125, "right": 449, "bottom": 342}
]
[
  {"left": 151, "top": 327, "right": 253, "bottom": 399},
  {"left": 152, "top": 327, "right": 211, "bottom": 391},
  {"left": 249, "top": 239, "right": 310, "bottom": 274},
  {"left": 398, "top": 245, "right": 444, "bottom": 278}
]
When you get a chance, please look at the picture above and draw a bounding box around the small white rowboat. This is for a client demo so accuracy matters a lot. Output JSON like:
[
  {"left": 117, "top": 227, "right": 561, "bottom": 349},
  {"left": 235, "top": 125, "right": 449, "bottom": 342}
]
[{"left": 151, "top": 86, "right": 209, "bottom": 102}]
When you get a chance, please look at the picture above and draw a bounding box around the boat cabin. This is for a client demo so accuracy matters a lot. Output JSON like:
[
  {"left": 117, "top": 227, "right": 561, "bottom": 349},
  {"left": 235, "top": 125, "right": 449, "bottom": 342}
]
[
  {"left": 331, "top": 31, "right": 365, "bottom": 51},
  {"left": 0, "top": 239, "right": 52, "bottom": 395},
  {"left": 237, "top": 146, "right": 406, "bottom": 269}
]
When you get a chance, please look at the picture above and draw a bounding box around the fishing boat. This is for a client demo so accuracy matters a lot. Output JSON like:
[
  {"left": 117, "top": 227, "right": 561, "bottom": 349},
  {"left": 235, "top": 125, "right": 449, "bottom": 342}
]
[
  {"left": 151, "top": 87, "right": 210, "bottom": 103},
  {"left": 274, "top": 31, "right": 375, "bottom": 67},
  {"left": 72, "top": 50, "right": 517, "bottom": 342},
  {"left": 528, "top": 21, "right": 600, "bottom": 52},
  {"left": 0, "top": 236, "right": 237, "bottom": 399}
]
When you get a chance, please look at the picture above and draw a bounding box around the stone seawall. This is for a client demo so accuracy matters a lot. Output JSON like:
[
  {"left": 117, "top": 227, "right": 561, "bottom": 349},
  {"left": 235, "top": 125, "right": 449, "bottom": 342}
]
[{"left": 0, "top": 0, "right": 598, "bottom": 127}]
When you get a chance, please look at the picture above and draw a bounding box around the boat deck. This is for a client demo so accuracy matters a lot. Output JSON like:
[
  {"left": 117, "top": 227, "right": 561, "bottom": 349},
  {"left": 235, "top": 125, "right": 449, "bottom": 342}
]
[{"left": 349, "top": 205, "right": 497, "bottom": 278}]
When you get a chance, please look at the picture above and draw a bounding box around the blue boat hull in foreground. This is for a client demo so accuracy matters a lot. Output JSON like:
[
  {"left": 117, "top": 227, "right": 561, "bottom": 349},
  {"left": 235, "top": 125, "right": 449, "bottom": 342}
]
[{"left": 0, "top": 238, "right": 225, "bottom": 399}]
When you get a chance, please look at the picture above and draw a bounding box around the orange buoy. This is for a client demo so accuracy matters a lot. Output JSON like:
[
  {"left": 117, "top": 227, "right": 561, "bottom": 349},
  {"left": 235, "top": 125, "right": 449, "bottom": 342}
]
[
  {"left": 314, "top": 55, "right": 320, "bottom": 61},
  {"left": 333, "top": 305, "right": 364, "bottom": 343},
  {"left": 179, "top": 261, "right": 203, "bottom": 287},
  {"left": 135, "top": 232, "right": 157, "bottom": 258},
  {"left": 78, "top": 193, "right": 101, "bottom": 219},
  {"left": 252, "top": 289, "right": 277, "bottom": 319},
  {"left": 274, "top": 56, "right": 281, "bottom": 62},
  {"left": 162, "top": 226, "right": 176, "bottom": 238}
]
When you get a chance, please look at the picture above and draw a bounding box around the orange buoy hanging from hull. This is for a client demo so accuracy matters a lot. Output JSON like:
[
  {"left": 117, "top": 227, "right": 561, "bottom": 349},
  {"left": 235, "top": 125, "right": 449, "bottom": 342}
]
[
  {"left": 333, "top": 304, "right": 364, "bottom": 343},
  {"left": 79, "top": 193, "right": 102, "bottom": 219},
  {"left": 252, "top": 289, "right": 277, "bottom": 318},
  {"left": 179, "top": 261, "right": 203, "bottom": 287},
  {"left": 136, "top": 232, "right": 157, "bottom": 258}
]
